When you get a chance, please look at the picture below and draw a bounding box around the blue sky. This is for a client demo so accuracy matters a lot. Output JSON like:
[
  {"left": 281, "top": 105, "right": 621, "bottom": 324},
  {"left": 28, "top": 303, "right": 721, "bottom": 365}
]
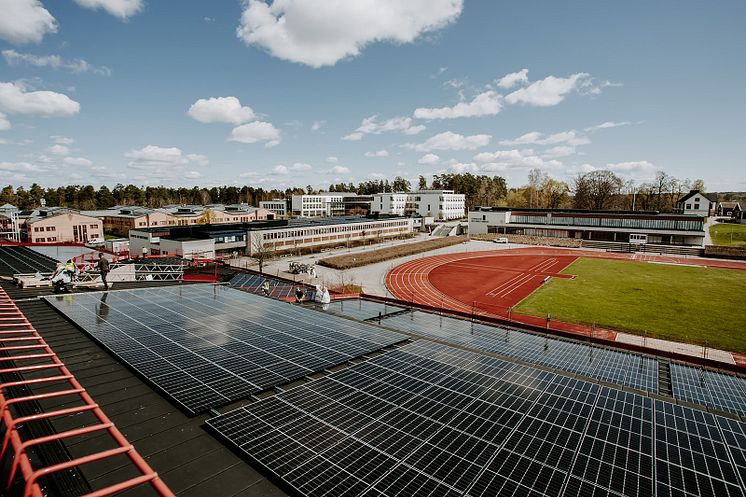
[{"left": 0, "top": 0, "right": 744, "bottom": 191}]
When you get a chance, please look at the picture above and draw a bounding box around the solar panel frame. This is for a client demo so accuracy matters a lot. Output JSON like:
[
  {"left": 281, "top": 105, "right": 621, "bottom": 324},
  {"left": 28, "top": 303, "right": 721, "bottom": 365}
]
[{"left": 46, "top": 285, "right": 407, "bottom": 414}]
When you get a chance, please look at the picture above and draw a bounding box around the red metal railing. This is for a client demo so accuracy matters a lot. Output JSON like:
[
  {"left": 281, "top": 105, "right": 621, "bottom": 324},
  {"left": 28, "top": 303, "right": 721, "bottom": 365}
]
[{"left": 0, "top": 287, "right": 176, "bottom": 497}]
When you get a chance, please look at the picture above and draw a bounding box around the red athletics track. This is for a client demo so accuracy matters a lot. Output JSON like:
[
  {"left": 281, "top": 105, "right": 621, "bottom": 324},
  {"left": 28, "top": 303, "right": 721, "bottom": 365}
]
[{"left": 386, "top": 247, "right": 746, "bottom": 342}]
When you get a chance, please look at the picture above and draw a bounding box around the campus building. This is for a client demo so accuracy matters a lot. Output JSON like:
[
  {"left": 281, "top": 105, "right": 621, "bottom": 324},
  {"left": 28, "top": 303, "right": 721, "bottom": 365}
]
[
  {"left": 469, "top": 207, "right": 706, "bottom": 246},
  {"left": 290, "top": 192, "right": 358, "bottom": 217},
  {"left": 258, "top": 199, "right": 288, "bottom": 217},
  {"left": 371, "top": 190, "right": 465, "bottom": 220},
  {"left": 13, "top": 208, "right": 104, "bottom": 244}
]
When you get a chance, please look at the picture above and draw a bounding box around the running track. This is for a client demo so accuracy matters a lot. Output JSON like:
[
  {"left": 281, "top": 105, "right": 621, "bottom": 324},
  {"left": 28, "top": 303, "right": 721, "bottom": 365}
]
[{"left": 386, "top": 247, "right": 746, "bottom": 343}]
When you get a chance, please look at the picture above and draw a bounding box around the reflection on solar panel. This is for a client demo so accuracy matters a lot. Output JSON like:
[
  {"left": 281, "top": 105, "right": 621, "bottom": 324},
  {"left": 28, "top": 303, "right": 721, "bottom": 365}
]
[
  {"left": 46, "top": 285, "right": 407, "bottom": 414},
  {"left": 344, "top": 305, "right": 658, "bottom": 393},
  {"left": 208, "top": 341, "right": 746, "bottom": 497},
  {"left": 325, "top": 299, "right": 405, "bottom": 321},
  {"left": 670, "top": 363, "right": 746, "bottom": 417},
  {"left": 229, "top": 272, "right": 312, "bottom": 300}
]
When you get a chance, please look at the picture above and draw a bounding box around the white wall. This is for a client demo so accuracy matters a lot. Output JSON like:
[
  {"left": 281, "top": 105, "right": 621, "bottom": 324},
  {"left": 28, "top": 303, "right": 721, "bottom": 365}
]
[
  {"left": 159, "top": 238, "right": 215, "bottom": 259},
  {"left": 681, "top": 193, "right": 711, "bottom": 217}
]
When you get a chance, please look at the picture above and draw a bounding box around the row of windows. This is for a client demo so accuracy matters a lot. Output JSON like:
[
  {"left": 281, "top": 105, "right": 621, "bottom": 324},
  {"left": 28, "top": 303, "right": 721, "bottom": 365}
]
[
  {"left": 262, "top": 220, "right": 410, "bottom": 240},
  {"left": 510, "top": 215, "right": 703, "bottom": 231}
]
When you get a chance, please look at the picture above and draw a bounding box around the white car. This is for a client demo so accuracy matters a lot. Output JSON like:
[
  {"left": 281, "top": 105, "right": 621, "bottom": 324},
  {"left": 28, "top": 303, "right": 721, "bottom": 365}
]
[{"left": 493, "top": 237, "right": 509, "bottom": 244}]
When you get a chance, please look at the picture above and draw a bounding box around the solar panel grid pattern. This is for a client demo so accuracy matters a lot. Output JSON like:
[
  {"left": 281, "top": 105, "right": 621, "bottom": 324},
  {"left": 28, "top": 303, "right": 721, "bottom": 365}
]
[
  {"left": 364, "top": 308, "right": 658, "bottom": 393},
  {"left": 208, "top": 340, "right": 746, "bottom": 497},
  {"left": 325, "top": 299, "right": 406, "bottom": 322},
  {"left": 670, "top": 364, "right": 746, "bottom": 417},
  {"left": 46, "top": 285, "right": 407, "bottom": 414},
  {"left": 229, "top": 272, "right": 310, "bottom": 300}
]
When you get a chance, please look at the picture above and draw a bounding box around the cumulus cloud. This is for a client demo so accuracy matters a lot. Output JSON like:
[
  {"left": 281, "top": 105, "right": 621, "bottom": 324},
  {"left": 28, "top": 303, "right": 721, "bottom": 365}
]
[
  {"left": 405, "top": 131, "right": 491, "bottom": 152},
  {"left": 125, "top": 145, "right": 208, "bottom": 168},
  {"left": 414, "top": 90, "right": 502, "bottom": 119},
  {"left": 418, "top": 153, "right": 439, "bottom": 165},
  {"left": 0, "top": 112, "right": 10, "bottom": 131},
  {"left": 500, "top": 130, "right": 589, "bottom": 147},
  {"left": 48, "top": 144, "right": 69, "bottom": 155},
  {"left": 311, "top": 120, "right": 326, "bottom": 131},
  {"left": 329, "top": 165, "right": 350, "bottom": 174},
  {"left": 0, "top": 82, "right": 80, "bottom": 117},
  {"left": 584, "top": 121, "right": 632, "bottom": 132},
  {"left": 447, "top": 161, "right": 479, "bottom": 174},
  {"left": 2, "top": 49, "right": 111, "bottom": 76},
  {"left": 343, "top": 115, "right": 424, "bottom": 140},
  {"left": 188, "top": 96, "right": 255, "bottom": 125},
  {"left": 73, "top": 0, "right": 144, "bottom": 19},
  {"left": 606, "top": 161, "right": 656, "bottom": 174},
  {"left": 63, "top": 156, "right": 93, "bottom": 166},
  {"left": 184, "top": 171, "right": 201, "bottom": 179},
  {"left": 272, "top": 164, "right": 289, "bottom": 175},
  {"left": 505, "top": 72, "right": 590, "bottom": 107},
  {"left": 497, "top": 68, "right": 529, "bottom": 89},
  {"left": 0, "top": 161, "right": 42, "bottom": 172},
  {"left": 229, "top": 121, "right": 281, "bottom": 147},
  {"left": 236, "top": 0, "right": 464, "bottom": 67},
  {"left": 0, "top": 0, "right": 57, "bottom": 45},
  {"left": 51, "top": 135, "right": 74, "bottom": 144},
  {"left": 325, "top": 156, "right": 338, "bottom": 164},
  {"left": 365, "top": 149, "right": 389, "bottom": 158},
  {"left": 290, "top": 162, "right": 312, "bottom": 171}
]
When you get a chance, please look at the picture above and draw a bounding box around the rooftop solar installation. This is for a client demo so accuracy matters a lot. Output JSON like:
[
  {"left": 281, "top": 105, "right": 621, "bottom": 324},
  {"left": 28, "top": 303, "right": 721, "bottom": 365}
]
[
  {"left": 0, "top": 245, "right": 59, "bottom": 276},
  {"left": 46, "top": 284, "right": 408, "bottom": 414},
  {"left": 229, "top": 272, "right": 312, "bottom": 300},
  {"left": 208, "top": 340, "right": 746, "bottom": 497},
  {"left": 670, "top": 363, "right": 746, "bottom": 417},
  {"left": 343, "top": 303, "right": 659, "bottom": 393},
  {"left": 324, "top": 299, "right": 406, "bottom": 322}
]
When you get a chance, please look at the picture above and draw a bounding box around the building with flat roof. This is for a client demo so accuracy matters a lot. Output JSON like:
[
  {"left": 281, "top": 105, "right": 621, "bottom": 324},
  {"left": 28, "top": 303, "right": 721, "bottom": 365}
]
[
  {"left": 258, "top": 199, "right": 287, "bottom": 217},
  {"left": 290, "top": 192, "right": 358, "bottom": 217},
  {"left": 469, "top": 207, "right": 706, "bottom": 246},
  {"left": 2, "top": 207, "right": 104, "bottom": 244},
  {"left": 371, "top": 190, "right": 465, "bottom": 220}
]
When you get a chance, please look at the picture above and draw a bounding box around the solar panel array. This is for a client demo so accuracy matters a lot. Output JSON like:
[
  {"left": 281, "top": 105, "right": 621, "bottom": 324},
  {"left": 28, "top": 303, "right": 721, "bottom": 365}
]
[
  {"left": 670, "top": 363, "right": 746, "bottom": 417},
  {"left": 336, "top": 304, "right": 659, "bottom": 393},
  {"left": 46, "top": 285, "right": 407, "bottom": 414},
  {"left": 208, "top": 340, "right": 746, "bottom": 497},
  {"left": 229, "top": 272, "right": 311, "bottom": 300},
  {"left": 325, "top": 299, "right": 405, "bottom": 322},
  {"left": 0, "top": 245, "right": 59, "bottom": 276}
]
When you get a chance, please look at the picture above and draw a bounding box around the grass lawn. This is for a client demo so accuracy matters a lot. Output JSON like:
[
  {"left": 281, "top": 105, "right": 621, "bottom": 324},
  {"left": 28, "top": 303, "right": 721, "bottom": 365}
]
[
  {"left": 514, "top": 257, "right": 746, "bottom": 353},
  {"left": 710, "top": 222, "right": 746, "bottom": 247}
]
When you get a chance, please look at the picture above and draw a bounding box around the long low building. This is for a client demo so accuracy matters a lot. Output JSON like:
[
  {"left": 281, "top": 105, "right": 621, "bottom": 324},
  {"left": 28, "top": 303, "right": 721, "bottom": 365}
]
[{"left": 469, "top": 207, "right": 706, "bottom": 246}]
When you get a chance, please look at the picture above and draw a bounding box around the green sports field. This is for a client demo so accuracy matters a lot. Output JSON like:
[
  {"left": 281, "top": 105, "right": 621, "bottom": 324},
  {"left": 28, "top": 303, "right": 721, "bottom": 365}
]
[{"left": 514, "top": 257, "right": 746, "bottom": 353}]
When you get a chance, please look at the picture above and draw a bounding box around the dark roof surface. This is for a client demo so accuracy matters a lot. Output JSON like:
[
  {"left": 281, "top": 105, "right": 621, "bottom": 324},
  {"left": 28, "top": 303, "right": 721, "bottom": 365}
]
[{"left": 10, "top": 286, "right": 287, "bottom": 497}]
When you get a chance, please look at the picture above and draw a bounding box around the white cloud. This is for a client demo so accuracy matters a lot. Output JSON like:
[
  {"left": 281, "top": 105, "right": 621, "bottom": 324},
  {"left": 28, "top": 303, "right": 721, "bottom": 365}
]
[
  {"left": 542, "top": 145, "right": 576, "bottom": 158},
  {"left": 188, "top": 96, "right": 255, "bottom": 125},
  {"left": 343, "top": 114, "right": 424, "bottom": 140},
  {"left": 0, "top": 161, "right": 41, "bottom": 172},
  {"left": 63, "top": 156, "right": 93, "bottom": 166},
  {"left": 325, "top": 156, "right": 338, "bottom": 164},
  {"left": 418, "top": 153, "right": 439, "bottom": 165},
  {"left": 272, "top": 164, "right": 289, "bottom": 175},
  {"left": 0, "top": 82, "right": 80, "bottom": 117},
  {"left": 73, "top": 0, "right": 144, "bottom": 19},
  {"left": 584, "top": 121, "right": 632, "bottom": 132},
  {"left": 48, "top": 144, "right": 69, "bottom": 155},
  {"left": 497, "top": 68, "right": 529, "bottom": 89},
  {"left": 51, "top": 135, "right": 74, "bottom": 144},
  {"left": 229, "top": 121, "right": 281, "bottom": 146},
  {"left": 365, "top": 149, "right": 389, "bottom": 158},
  {"left": 500, "top": 130, "right": 589, "bottom": 147},
  {"left": 606, "top": 161, "right": 656, "bottom": 174},
  {"left": 405, "top": 131, "right": 491, "bottom": 152},
  {"left": 125, "top": 145, "right": 209, "bottom": 167},
  {"left": 311, "top": 120, "right": 326, "bottom": 131},
  {"left": 290, "top": 162, "right": 312, "bottom": 171},
  {"left": 0, "top": 0, "right": 57, "bottom": 45},
  {"left": 2, "top": 49, "right": 111, "bottom": 76},
  {"left": 184, "top": 171, "right": 202, "bottom": 179},
  {"left": 0, "top": 112, "right": 10, "bottom": 130},
  {"left": 236, "top": 0, "right": 464, "bottom": 68},
  {"left": 329, "top": 165, "right": 350, "bottom": 174},
  {"left": 505, "top": 72, "right": 590, "bottom": 107},
  {"left": 414, "top": 90, "right": 502, "bottom": 119},
  {"left": 444, "top": 161, "right": 479, "bottom": 173}
]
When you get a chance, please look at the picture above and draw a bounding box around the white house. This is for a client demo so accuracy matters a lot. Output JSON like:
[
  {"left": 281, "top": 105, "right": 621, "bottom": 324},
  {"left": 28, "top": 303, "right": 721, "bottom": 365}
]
[
  {"left": 290, "top": 193, "right": 357, "bottom": 217},
  {"left": 370, "top": 190, "right": 465, "bottom": 220},
  {"left": 675, "top": 190, "right": 715, "bottom": 217}
]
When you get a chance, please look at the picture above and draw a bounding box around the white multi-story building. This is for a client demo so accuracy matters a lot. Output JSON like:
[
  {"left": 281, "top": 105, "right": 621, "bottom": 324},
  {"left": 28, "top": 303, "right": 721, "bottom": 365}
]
[
  {"left": 259, "top": 200, "right": 287, "bottom": 217},
  {"left": 290, "top": 193, "right": 356, "bottom": 217},
  {"left": 371, "top": 190, "right": 465, "bottom": 220}
]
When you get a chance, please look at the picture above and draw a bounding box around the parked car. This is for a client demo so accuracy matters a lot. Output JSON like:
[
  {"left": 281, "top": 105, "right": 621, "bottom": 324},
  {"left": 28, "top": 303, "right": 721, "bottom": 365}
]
[{"left": 493, "top": 237, "right": 509, "bottom": 244}]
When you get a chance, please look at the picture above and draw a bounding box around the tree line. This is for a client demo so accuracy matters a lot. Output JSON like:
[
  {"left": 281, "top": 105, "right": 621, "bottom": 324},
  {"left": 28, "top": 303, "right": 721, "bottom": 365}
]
[{"left": 1, "top": 169, "right": 708, "bottom": 213}]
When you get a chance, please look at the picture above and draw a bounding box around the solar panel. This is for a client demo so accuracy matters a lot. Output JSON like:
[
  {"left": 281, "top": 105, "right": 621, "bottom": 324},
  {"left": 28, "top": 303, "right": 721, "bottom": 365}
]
[
  {"left": 229, "top": 272, "right": 312, "bottom": 300},
  {"left": 336, "top": 304, "right": 658, "bottom": 393},
  {"left": 46, "top": 285, "right": 407, "bottom": 414},
  {"left": 671, "top": 363, "right": 746, "bottom": 417},
  {"left": 208, "top": 340, "right": 746, "bottom": 497},
  {"left": 325, "top": 299, "right": 406, "bottom": 322}
]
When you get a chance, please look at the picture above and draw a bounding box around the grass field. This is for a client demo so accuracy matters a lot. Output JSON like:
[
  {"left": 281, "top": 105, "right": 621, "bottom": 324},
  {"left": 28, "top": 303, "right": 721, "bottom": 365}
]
[
  {"left": 514, "top": 257, "right": 746, "bottom": 353},
  {"left": 710, "top": 222, "right": 746, "bottom": 247}
]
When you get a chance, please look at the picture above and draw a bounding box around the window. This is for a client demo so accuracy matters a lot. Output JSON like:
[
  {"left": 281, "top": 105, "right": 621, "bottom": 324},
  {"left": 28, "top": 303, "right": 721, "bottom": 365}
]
[
  {"left": 694, "top": 203, "right": 700, "bottom": 209},
  {"left": 686, "top": 204, "right": 691, "bottom": 209},
  {"left": 46, "top": 226, "right": 55, "bottom": 231}
]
